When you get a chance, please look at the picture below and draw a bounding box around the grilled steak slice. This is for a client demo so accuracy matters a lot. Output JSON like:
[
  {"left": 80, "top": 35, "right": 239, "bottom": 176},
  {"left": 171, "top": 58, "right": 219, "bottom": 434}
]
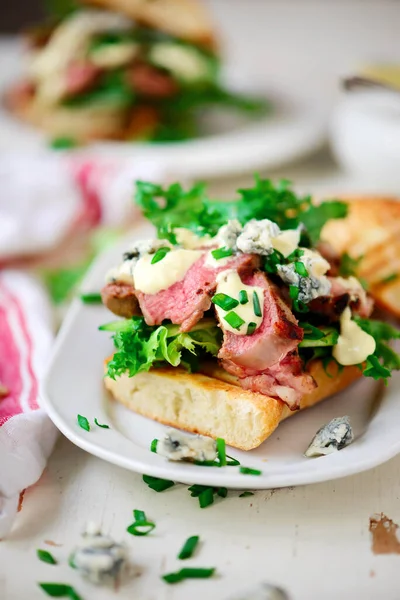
[
  {"left": 218, "top": 271, "right": 303, "bottom": 370},
  {"left": 222, "top": 351, "right": 315, "bottom": 411},
  {"left": 101, "top": 282, "right": 140, "bottom": 319},
  {"left": 136, "top": 253, "right": 259, "bottom": 332},
  {"left": 127, "top": 64, "right": 178, "bottom": 98},
  {"left": 309, "top": 276, "right": 373, "bottom": 320}
]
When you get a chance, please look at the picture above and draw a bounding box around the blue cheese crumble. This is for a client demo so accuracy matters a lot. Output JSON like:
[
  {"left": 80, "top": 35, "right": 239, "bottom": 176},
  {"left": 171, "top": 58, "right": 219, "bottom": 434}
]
[
  {"left": 217, "top": 219, "right": 300, "bottom": 258},
  {"left": 277, "top": 248, "right": 331, "bottom": 303},
  {"left": 71, "top": 522, "right": 127, "bottom": 585},
  {"left": 157, "top": 428, "right": 217, "bottom": 462},
  {"left": 305, "top": 416, "right": 354, "bottom": 457}
]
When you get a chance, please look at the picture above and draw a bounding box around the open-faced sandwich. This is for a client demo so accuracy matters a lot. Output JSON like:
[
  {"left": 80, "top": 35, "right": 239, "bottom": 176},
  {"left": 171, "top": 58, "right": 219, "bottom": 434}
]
[
  {"left": 6, "top": 0, "right": 264, "bottom": 144},
  {"left": 100, "top": 178, "right": 400, "bottom": 450}
]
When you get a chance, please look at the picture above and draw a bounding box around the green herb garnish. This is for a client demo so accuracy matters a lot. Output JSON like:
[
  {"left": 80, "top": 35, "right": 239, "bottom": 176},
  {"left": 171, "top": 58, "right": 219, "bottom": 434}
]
[
  {"left": 77, "top": 415, "right": 90, "bottom": 432},
  {"left": 299, "top": 324, "right": 339, "bottom": 348},
  {"left": 50, "top": 137, "right": 77, "bottom": 150},
  {"left": 37, "top": 550, "right": 57, "bottom": 565},
  {"left": 224, "top": 311, "right": 245, "bottom": 330},
  {"left": 239, "top": 491, "right": 254, "bottom": 497},
  {"left": 264, "top": 249, "right": 285, "bottom": 274},
  {"left": 339, "top": 252, "right": 362, "bottom": 277},
  {"left": 94, "top": 418, "right": 110, "bottom": 429},
  {"left": 198, "top": 488, "right": 214, "bottom": 508},
  {"left": 142, "top": 474, "right": 175, "bottom": 492},
  {"left": 211, "top": 247, "right": 234, "bottom": 260},
  {"left": 80, "top": 293, "right": 102, "bottom": 304},
  {"left": 211, "top": 293, "right": 239, "bottom": 311},
  {"left": 151, "top": 246, "right": 171, "bottom": 264},
  {"left": 252, "top": 291, "right": 262, "bottom": 317},
  {"left": 178, "top": 535, "right": 200, "bottom": 560},
  {"left": 216, "top": 437, "right": 227, "bottom": 466},
  {"left": 127, "top": 509, "right": 156, "bottom": 536},
  {"left": 162, "top": 567, "right": 215, "bottom": 584},
  {"left": 239, "top": 466, "right": 262, "bottom": 476},
  {"left": 294, "top": 261, "right": 309, "bottom": 277},
  {"left": 238, "top": 290, "right": 249, "bottom": 304},
  {"left": 380, "top": 273, "right": 398, "bottom": 284},
  {"left": 246, "top": 322, "right": 257, "bottom": 336},
  {"left": 216, "top": 487, "right": 228, "bottom": 498},
  {"left": 355, "top": 318, "right": 400, "bottom": 383},
  {"left": 38, "top": 583, "right": 82, "bottom": 599},
  {"left": 289, "top": 285, "right": 299, "bottom": 300},
  {"left": 150, "top": 439, "right": 158, "bottom": 453}
]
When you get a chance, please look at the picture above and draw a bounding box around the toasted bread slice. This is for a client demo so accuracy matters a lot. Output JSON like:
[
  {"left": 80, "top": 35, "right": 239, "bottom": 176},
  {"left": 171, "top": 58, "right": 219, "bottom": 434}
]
[
  {"left": 321, "top": 196, "right": 400, "bottom": 318},
  {"left": 82, "top": 0, "right": 217, "bottom": 48},
  {"left": 104, "top": 359, "right": 361, "bottom": 450}
]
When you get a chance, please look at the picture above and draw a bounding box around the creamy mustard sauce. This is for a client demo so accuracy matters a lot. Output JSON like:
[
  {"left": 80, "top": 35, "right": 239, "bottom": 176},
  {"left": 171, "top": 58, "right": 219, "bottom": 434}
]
[
  {"left": 215, "top": 270, "right": 264, "bottom": 335},
  {"left": 174, "top": 228, "right": 212, "bottom": 249},
  {"left": 272, "top": 229, "right": 301, "bottom": 257},
  {"left": 333, "top": 307, "right": 376, "bottom": 365},
  {"left": 133, "top": 249, "right": 203, "bottom": 295},
  {"left": 301, "top": 248, "right": 330, "bottom": 277}
]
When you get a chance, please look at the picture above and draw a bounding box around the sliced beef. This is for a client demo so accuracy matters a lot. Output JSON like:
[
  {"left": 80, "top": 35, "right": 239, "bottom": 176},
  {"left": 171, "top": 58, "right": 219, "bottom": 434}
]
[
  {"left": 309, "top": 276, "right": 373, "bottom": 320},
  {"left": 136, "top": 253, "right": 259, "bottom": 332},
  {"left": 222, "top": 352, "right": 315, "bottom": 411},
  {"left": 65, "top": 61, "right": 100, "bottom": 97},
  {"left": 127, "top": 64, "right": 178, "bottom": 98},
  {"left": 218, "top": 271, "right": 303, "bottom": 370},
  {"left": 101, "top": 282, "right": 141, "bottom": 319}
]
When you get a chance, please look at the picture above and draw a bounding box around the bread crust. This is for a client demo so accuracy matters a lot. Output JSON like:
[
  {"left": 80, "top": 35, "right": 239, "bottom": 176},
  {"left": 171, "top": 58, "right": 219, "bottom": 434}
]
[
  {"left": 321, "top": 196, "right": 400, "bottom": 319},
  {"left": 81, "top": 0, "right": 217, "bottom": 48},
  {"left": 104, "top": 358, "right": 361, "bottom": 450}
]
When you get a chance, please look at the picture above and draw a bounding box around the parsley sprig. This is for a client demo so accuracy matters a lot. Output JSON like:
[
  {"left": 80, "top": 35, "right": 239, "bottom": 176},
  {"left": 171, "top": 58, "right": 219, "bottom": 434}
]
[{"left": 355, "top": 318, "right": 400, "bottom": 383}]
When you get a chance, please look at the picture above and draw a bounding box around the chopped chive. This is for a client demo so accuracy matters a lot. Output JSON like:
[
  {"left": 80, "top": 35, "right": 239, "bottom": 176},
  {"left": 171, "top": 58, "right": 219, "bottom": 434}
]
[
  {"left": 94, "top": 418, "right": 110, "bottom": 429},
  {"left": 162, "top": 567, "right": 215, "bottom": 584},
  {"left": 211, "top": 247, "right": 233, "bottom": 260},
  {"left": 37, "top": 549, "right": 57, "bottom": 565},
  {"left": 224, "top": 311, "right": 245, "bottom": 330},
  {"left": 68, "top": 554, "right": 76, "bottom": 569},
  {"left": 80, "top": 292, "right": 102, "bottom": 304},
  {"left": 289, "top": 285, "right": 299, "bottom": 300},
  {"left": 38, "top": 583, "right": 82, "bottom": 599},
  {"left": 238, "top": 290, "right": 248, "bottom": 304},
  {"left": 216, "top": 437, "right": 227, "bottom": 466},
  {"left": 239, "top": 466, "right": 262, "bottom": 476},
  {"left": 287, "top": 248, "right": 304, "bottom": 261},
  {"left": 77, "top": 414, "right": 90, "bottom": 432},
  {"left": 198, "top": 488, "right": 214, "bottom": 508},
  {"left": 127, "top": 510, "right": 155, "bottom": 536},
  {"left": 252, "top": 291, "right": 262, "bottom": 317},
  {"left": 217, "top": 487, "right": 228, "bottom": 498},
  {"left": 150, "top": 438, "right": 158, "bottom": 453},
  {"left": 151, "top": 246, "right": 171, "bottom": 265},
  {"left": 189, "top": 484, "right": 210, "bottom": 497},
  {"left": 50, "top": 136, "right": 77, "bottom": 150},
  {"left": 239, "top": 491, "right": 254, "bottom": 497},
  {"left": 246, "top": 322, "right": 257, "bottom": 336},
  {"left": 293, "top": 299, "right": 309, "bottom": 313},
  {"left": 264, "top": 249, "right": 285, "bottom": 274},
  {"left": 178, "top": 535, "right": 200, "bottom": 560},
  {"left": 133, "top": 509, "right": 146, "bottom": 522},
  {"left": 226, "top": 455, "right": 241, "bottom": 466},
  {"left": 142, "top": 474, "right": 175, "bottom": 492},
  {"left": 294, "top": 261, "right": 309, "bottom": 277},
  {"left": 211, "top": 293, "right": 239, "bottom": 311},
  {"left": 381, "top": 273, "right": 398, "bottom": 284}
]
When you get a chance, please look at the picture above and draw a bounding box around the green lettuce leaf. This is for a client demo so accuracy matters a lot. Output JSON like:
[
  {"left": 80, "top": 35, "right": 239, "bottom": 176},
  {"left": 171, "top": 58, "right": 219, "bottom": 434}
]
[
  {"left": 134, "top": 176, "right": 347, "bottom": 244},
  {"left": 355, "top": 318, "right": 400, "bottom": 383},
  {"left": 102, "top": 317, "right": 222, "bottom": 379}
]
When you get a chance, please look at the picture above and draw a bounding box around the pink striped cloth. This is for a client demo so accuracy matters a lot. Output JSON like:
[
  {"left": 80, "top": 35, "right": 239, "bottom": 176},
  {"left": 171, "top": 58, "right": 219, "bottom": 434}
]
[{"left": 0, "top": 154, "right": 163, "bottom": 537}]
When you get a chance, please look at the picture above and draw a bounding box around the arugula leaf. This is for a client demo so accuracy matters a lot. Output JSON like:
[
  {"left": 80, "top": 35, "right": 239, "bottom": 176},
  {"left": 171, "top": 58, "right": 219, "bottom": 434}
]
[
  {"left": 355, "top": 318, "right": 400, "bottom": 383},
  {"left": 339, "top": 252, "right": 362, "bottom": 277},
  {"left": 299, "top": 324, "right": 339, "bottom": 348},
  {"left": 105, "top": 317, "right": 222, "bottom": 379},
  {"left": 134, "top": 176, "right": 347, "bottom": 244}
]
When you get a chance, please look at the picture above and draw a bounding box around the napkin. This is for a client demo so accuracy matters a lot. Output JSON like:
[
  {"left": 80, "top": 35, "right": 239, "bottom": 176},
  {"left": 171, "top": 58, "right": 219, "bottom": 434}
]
[{"left": 0, "top": 152, "right": 164, "bottom": 537}]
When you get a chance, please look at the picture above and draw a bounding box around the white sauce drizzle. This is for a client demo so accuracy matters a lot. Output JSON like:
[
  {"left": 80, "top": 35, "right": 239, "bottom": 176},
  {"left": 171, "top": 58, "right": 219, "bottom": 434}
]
[
  {"left": 133, "top": 249, "right": 203, "bottom": 295},
  {"left": 215, "top": 270, "right": 264, "bottom": 335},
  {"left": 333, "top": 307, "right": 376, "bottom": 365},
  {"left": 174, "top": 228, "right": 212, "bottom": 249}
]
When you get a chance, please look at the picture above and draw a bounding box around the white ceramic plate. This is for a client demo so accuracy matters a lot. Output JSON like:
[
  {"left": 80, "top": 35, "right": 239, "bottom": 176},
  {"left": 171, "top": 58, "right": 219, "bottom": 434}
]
[
  {"left": 41, "top": 228, "right": 400, "bottom": 489},
  {"left": 0, "top": 37, "right": 326, "bottom": 179}
]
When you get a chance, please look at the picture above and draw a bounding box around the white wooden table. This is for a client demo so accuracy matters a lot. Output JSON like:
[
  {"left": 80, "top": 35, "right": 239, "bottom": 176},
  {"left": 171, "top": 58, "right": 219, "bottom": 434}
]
[{"left": 3, "top": 2, "right": 400, "bottom": 598}]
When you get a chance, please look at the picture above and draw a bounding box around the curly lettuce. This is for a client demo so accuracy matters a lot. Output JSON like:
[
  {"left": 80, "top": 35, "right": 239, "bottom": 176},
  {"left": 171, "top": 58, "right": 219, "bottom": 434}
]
[
  {"left": 134, "top": 176, "right": 347, "bottom": 245},
  {"left": 100, "top": 317, "right": 222, "bottom": 380}
]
